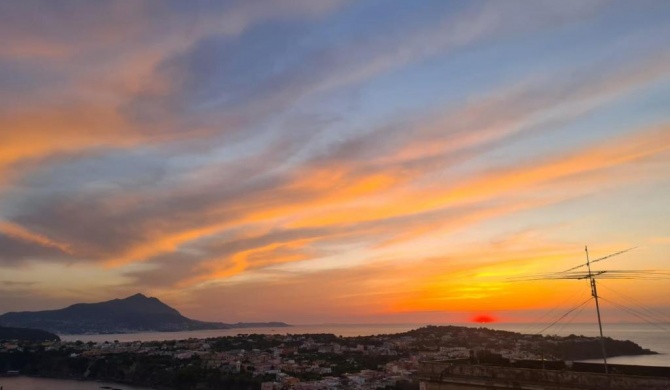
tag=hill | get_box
[0,293,289,335]
[0,326,60,341]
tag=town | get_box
[0,326,654,390]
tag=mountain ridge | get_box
[0,293,289,335]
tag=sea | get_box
[0,376,151,390]
[4,323,667,389]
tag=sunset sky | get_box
[1,0,669,325]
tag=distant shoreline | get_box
[53,322,292,336]
[4,325,667,390]
[0,375,156,390]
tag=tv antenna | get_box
[509,246,670,374]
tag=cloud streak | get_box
[1,0,669,322]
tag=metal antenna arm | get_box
[586,245,608,374]
[562,247,637,273]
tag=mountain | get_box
[0,293,289,335]
[0,326,60,341]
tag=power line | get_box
[598,282,670,325]
[524,284,591,335]
[535,297,592,335]
[598,296,670,332]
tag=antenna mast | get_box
[586,245,608,374]
[506,246,669,375]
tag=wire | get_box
[523,284,590,335]
[598,296,670,332]
[555,296,589,335]
[598,282,670,325]
[535,297,593,335]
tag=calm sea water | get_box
[60,322,670,366]
[0,376,150,390]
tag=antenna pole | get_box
[586,246,608,374]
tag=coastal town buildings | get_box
[0,326,662,389]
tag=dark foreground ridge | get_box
[0,325,662,390]
[420,361,670,390]
[0,326,59,342]
[0,293,290,334]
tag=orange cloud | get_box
[181,238,317,287]
[104,223,231,268]
[292,124,670,229]
[0,103,138,186]
[0,221,73,255]
[92,121,669,287]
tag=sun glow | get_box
[472,314,496,324]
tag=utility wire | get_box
[525,284,590,335]
[598,282,670,325]
[598,296,670,332]
[535,297,593,335]
[555,298,589,335]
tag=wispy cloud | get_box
[1,0,669,321]
[0,221,72,255]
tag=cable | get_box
[555,298,589,335]
[598,296,670,332]
[525,284,590,335]
[535,297,593,335]
[598,282,670,325]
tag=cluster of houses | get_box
[2,327,557,389]
[4,335,420,389]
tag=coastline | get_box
[58,322,667,361]
[0,375,155,390]
[4,325,666,390]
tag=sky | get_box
[1,0,669,325]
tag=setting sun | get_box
[472,314,496,324]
